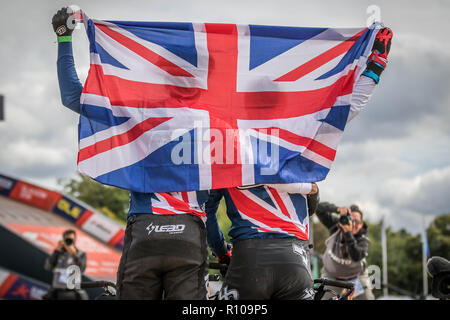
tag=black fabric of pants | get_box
[116,214,208,300]
[218,237,314,300]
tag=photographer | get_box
[44,229,88,300]
[316,203,374,300]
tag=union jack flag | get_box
[227,186,310,240]
[150,191,209,218]
[77,13,379,193]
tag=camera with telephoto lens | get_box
[64,238,74,246]
[339,213,353,226]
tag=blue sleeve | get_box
[57,42,83,114]
[205,189,228,256]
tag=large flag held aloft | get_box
[77,12,380,193]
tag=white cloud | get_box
[377,166,450,215]
[319,137,450,233]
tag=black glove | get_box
[213,242,232,277]
[372,27,393,59]
[307,190,320,216]
[216,245,232,266]
[52,7,76,37]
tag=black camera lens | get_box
[339,214,353,225]
[64,238,74,246]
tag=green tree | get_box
[427,213,450,259]
[386,228,423,295]
[216,199,232,242]
[207,199,231,276]
[311,217,329,256]
[366,220,382,272]
[60,173,129,225]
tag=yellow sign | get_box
[56,198,82,219]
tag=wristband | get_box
[57,35,72,43]
[267,183,312,195]
[362,69,380,84]
[298,183,312,195]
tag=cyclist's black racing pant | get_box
[116,214,208,300]
[218,237,314,300]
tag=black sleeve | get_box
[342,232,370,262]
[44,250,61,271]
[307,190,320,216]
[315,202,340,230]
[205,189,227,256]
[74,251,87,273]
[57,42,82,113]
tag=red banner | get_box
[6,224,120,280]
[8,181,62,211]
[1,173,125,251]
[0,269,49,300]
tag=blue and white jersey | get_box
[206,184,311,254]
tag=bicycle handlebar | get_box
[80,281,117,289]
[209,263,357,292]
[208,262,228,271]
[314,278,355,290]
[79,264,227,292]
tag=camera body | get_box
[339,213,353,226]
[64,238,74,246]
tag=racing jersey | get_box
[150,191,209,219]
[56,41,209,219]
[205,183,312,254]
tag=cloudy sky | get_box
[0,0,448,234]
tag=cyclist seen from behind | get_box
[206,26,392,300]
[52,7,210,300]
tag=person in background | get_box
[315,203,374,300]
[44,229,88,300]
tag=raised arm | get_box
[347,27,393,122]
[315,202,340,230]
[53,7,83,114]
